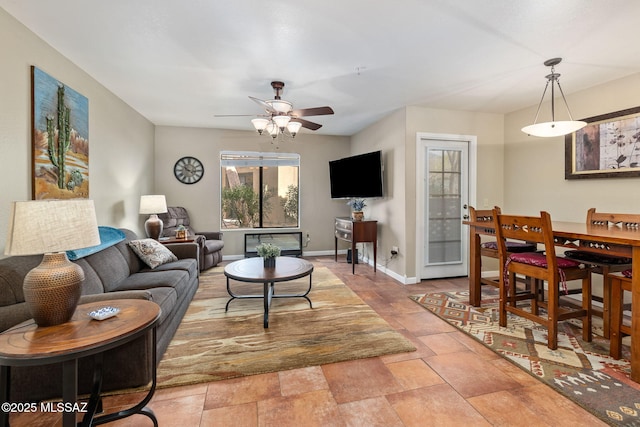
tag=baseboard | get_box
[223,251,417,284]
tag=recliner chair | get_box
[159,206,224,271]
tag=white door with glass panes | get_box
[416,133,475,279]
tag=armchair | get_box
[159,206,224,271]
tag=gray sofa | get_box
[0,229,199,402]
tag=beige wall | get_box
[351,106,504,281]
[350,109,407,278]
[504,72,640,221]
[0,8,156,254]
[154,126,351,256]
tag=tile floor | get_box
[10,256,607,426]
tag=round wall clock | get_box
[174,156,204,184]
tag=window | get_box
[220,151,300,229]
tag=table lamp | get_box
[139,195,168,240]
[4,199,100,327]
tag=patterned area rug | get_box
[410,288,640,426]
[154,263,415,388]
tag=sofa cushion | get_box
[73,258,106,295]
[0,255,41,307]
[128,239,178,269]
[113,269,192,295]
[84,243,139,287]
[151,258,198,279]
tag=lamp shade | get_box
[251,118,269,132]
[5,199,100,256]
[521,120,587,138]
[139,195,168,214]
[273,115,291,129]
[287,121,302,136]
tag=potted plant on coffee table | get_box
[256,242,281,268]
[347,198,366,221]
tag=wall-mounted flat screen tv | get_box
[329,150,383,199]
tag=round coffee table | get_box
[224,257,314,328]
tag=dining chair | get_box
[609,269,632,359]
[563,208,638,338]
[494,209,592,350]
[469,206,537,289]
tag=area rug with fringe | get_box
[410,288,640,426]
[155,263,415,389]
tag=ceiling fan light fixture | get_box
[245,81,334,141]
[521,58,586,138]
[287,121,302,138]
[272,114,291,131]
[251,118,269,135]
[266,121,279,139]
[267,100,293,114]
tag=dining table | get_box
[465,218,640,382]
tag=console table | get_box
[334,217,377,274]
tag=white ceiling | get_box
[3,0,640,136]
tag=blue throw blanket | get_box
[67,226,126,260]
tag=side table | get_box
[0,299,160,427]
[158,236,196,244]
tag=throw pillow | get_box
[128,238,178,269]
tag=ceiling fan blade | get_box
[249,96,276,113]
[291,106,334,117]
[213,114,255,117]
[293,118,323,131]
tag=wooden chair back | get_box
[493,209,558,275]
[469,206,500,224]
[469,206,502,256]
[587,208,640,229]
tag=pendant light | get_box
[521,58,586,137]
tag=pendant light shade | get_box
[522,120,588,138]
[521,58,586,138]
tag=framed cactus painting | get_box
[31,66,89,199]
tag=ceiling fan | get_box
[216,81,334,138]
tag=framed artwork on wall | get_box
[31,66,89,199]
[565,106,640,180]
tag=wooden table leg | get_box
[631,246,640,382]
[469,225,482,307]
